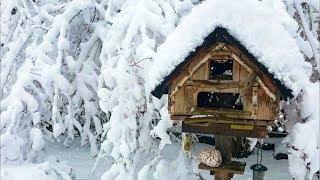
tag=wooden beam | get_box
[252,81,259,118]
[227,45,280,99]
[184,116,274,127]
[186,80,244,89]
[170,115,189,121]
[182,122,268,138]
[231,53,277,100]
[210,51,231,57]
[256,77,277,101]
[192,108,251,118]
[231,53,253,74]
[215,135,233,180]
[170,53,212,98]
[209,43,226,52]
[198,161,246,175]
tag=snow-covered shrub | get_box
[95,0,198,178]
[1,0,197,176]
[1,0,106,164]
[282,1,319,179]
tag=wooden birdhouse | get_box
[148,1,309,178]
[151,27,293,138]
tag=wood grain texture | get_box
[169,43,280,124]
[182,122,268,138]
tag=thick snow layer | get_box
[1,162,73,180]
[147,0,312,97]
[1,163,56,180]
[2,139,299,180]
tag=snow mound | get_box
[147,0,311,97]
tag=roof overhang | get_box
[151,27,293,100]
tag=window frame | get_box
[196,91,244,110]
[207,58,234,81]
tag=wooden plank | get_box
[208,42,226,52]
[256,77,276,101]
[231,53,253,74]
[191,61,208,80]
[170,53,212,98]
[230,124,254,130]
[198,161,246,175]
[170,115,189,121]
[226,45,279,97]
[210,51,232,57]
[182,122,268,138]
[192,108,251,118]
[183,116,274,126]
[233,60,240,82]
[186,80,244,89]
[172,86,186,114]
[169,43,281,123]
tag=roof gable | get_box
[151,27,293,99]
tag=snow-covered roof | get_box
[147,0,312,99]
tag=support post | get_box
[214,135,234,180]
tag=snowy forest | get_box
[0,0,319,180]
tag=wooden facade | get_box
[152,27,292,138]
[168,42,280,131]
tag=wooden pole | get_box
[215,135,234,180]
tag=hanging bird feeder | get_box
[250,143,268,180]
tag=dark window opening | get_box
[197,92,243,110]
[209,60,233,80]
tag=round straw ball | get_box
[197,148,222,167]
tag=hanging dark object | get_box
[250,143,268,180]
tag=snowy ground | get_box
[45,140,111,180]
[181,143,290,180]
[2,140,293,180]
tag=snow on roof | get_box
[146,0,312,99]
